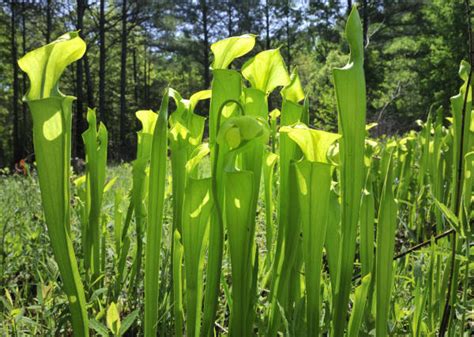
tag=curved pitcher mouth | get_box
[212,68,241,76]
[22,94,76,104]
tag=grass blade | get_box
[144,90,169,337]
[347,273,372,337]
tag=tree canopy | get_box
[0,0,469,166]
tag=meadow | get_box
[0,6,473,337]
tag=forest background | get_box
[0,0,468,166]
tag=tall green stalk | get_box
[263,151,278,262]
[169,88,208,236]
[347,273,372,337]
[18,32,89,336]
[224,170,256,337]
[129,109,158,296]
[218,116,268,337]
[202,35,255,336]
[282,125,340,336]
[181,176,212,337]
[82,108,108,285]
[360,169,375,277]
[144,90,169,337]
[173,230,184,337]
[375,151,397,337]
[267,69,304,336]
[331,6,367,336]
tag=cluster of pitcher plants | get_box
[15,6,472,336]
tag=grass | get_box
[1,157,470,336]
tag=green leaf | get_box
[186,143,210,177]
[281,69,305,103]
[82,108,108,283]
[18,31,86,100]
[144,89,169,337]
[325,188,341,292]
[294,160,332,336]
[449,60,472,211]
[173,231,184,337]
[216,116,269,151]
[283,121,337,335]
[136,110,158,159]
[411,278,426,337]
[243,87,268,119]
[347,273,372,337]
[267,88,305,335]
[211,34,256,69]
[107,303,121,336]
[208,69,242,145]
[270,108,280,120]
[104,176,117,193]
[19,32,89,336]
[220,113,266,336]
[263,152,278,256]
[332,6,367,336]
[89,319,109,337]
[182,178,212,337]
[189,90,212,112]
[360,172,375,277]
[432,198,461,234]
[267,161,302,336]
[225,170,256,337]
[129,108,158,294]
[118,310,139,336]
[169,88,206,148]
[202,68,243,336]
[280,124,341,163]
[169,88,207,240]
[242,49,290,94]
[375,152,398,337]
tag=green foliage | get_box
[144,90,169,337]
[3,5,473,337]
[331,7,367,336]
[18,32,89,337]
[375,152,398,337]
[0,1,470,165]
[82,108,108,284]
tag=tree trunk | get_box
[84,54,95,109]
[227,2,232,36]
[132,47,139,107]
[362,0,369,48]
[285,2,291,71]
[11,1,21,165]
[147,58,151,103]
[119,0,128,159]
[74,0,85,158]
[46,0,52,43]
[347,0,352,14]
[99,0,106,128]
[143,44,148,106]
[22,2,28,156]
[201,0,210,88]
[265,0,270,49]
